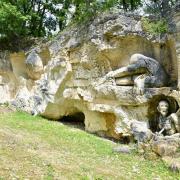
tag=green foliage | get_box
[142,17,168,35]
[69,0,142,23]
[0,0,176,44]
[70,0,116,23]
[0,0,143,42]
[116,0,142,11]
[144,0,176,19]
[0,0,59,39]
[0,2,28,39]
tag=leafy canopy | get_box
[0,0,177,41]
[0,0,143,40]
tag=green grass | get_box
[0,111,179,179]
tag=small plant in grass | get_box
[141,17,168,35]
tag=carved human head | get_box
[157,100,169,117]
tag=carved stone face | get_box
[157,100,169,117]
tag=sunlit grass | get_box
[0,111,179,179]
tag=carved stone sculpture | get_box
[105,54,168,94]
[156,100,180,136]
[1,12,179,142]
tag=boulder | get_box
[151,134,180,157]
[113,145,133,154]
[131,120,153,143]
[163,156,180,172]
[26,51,44,80]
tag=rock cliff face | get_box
[0,11,180,140]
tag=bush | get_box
[141,17,168,35]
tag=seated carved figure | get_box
[156,100,180,136]
[105,54,168,94]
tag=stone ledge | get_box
[93,85,173,105]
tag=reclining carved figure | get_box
[105,53,168,94]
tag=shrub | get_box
[141,17,168,35]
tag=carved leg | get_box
[106,63,146,78]
[170,113,180,133]
[133,74,147,95]
[106,66,129,78]
[134,75,163,95]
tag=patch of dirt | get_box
[0,106,14,114]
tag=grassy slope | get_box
[0,111,179,180]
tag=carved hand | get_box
[164,122,171,130]
[105,71,115,78]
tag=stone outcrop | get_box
[26,51,44,80]
[138,133,180,172]
[173,3,180,89]
[0,10,180,142]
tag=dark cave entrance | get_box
[59,112,85,130]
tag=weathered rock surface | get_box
[151,134,180,157]
[155,134,180,172]
[0,11,179,141]
[131,120,153,143]
[26,51,44,80]
[113,145,133,154]
[163,156,180,172]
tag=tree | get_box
[144,0,177,19]
[0,0,144,40]
[59,0,142,24]
[0,2,28,39]
[1,0,177,42]
[117,0,142,11]
[0,0,59,38]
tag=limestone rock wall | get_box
[0,12,180,140]
[173,4,180,88]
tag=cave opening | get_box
[59,112,85,130]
